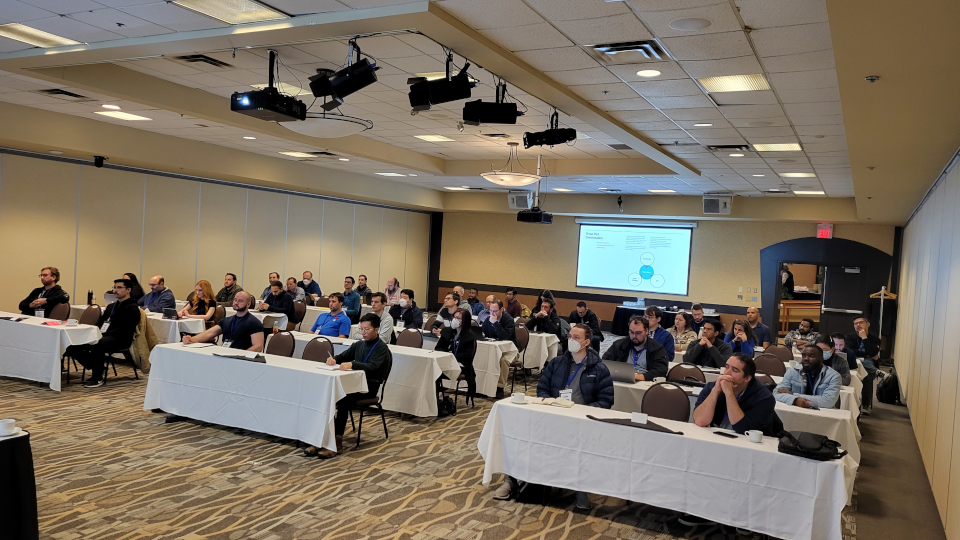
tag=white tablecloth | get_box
[143,343,367,451]
[286,331,460,417]
[0,311,101,391]
[478,400,856,540]
[523,332,560,370]
[224,308,288,330]
[424,335,518,398]
[70,304,205,344]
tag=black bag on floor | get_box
[877,368,902,405]
[514,481,549,505]
[778,431,847,461]
[437,395,456,417]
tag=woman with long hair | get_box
[107,272,144,301]
[669,312,698,352]
[435,308,478,403]
[179,280,217,328]
[724,319,757,356]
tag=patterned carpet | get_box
[4,365,858,540]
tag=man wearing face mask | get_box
[815,335,850,385]
[602,316,668,380]
[774,344,842,409]
[388,288,423,329]
[492,324,612,508]
[297,271,322,301]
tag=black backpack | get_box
[778,431,847,461]
[877,369,902,405]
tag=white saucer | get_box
[0,427,23,437]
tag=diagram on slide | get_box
[627,253,666,288]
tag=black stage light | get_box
[407,54,475,111]
[309,40,380,112]
[463,81,522,126]
[94,156,106,168]
[523,110,576,148]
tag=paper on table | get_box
[183,343,214,348]
[316,364,339,371]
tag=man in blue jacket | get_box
[297,271,322,300]
[493,324,613,509]
[774,344,842,409]
[644,306,676,361]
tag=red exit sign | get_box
[817,223,834,239]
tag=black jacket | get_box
[99,298,141,350]
[694,376,784,436]
[436,327,477,379]
[482,311,517,345]
[846,332,881,360]
[602,336,669,379]
[685,338,733,369]
[20,285,70,316]
[334,338,392,389]
[537,348,614,408]
[568,309,603,342]
[262,290,294,320]
[526,310,562,337]
[389,301,424,329]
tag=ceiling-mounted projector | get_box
[517,207,553,224]
[231,50,306,122]
[308,39,379,111]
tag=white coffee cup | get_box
[0,419,15,435]
[746,430,763,443]
[66,319,78,326]
[653,377,666,383]
[511,392,526,404]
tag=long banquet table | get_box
[143,343,367,451]
[224,308,288,330]
[419,331,519,398]
[479,399,856,540]
[0,311,101,391]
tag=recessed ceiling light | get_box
[636,69,661,77]
[729,153,744,157]
[693,123,713,127]
[0,23,79,48]
[669,18,712,31]
[101,104,121,110]
[251,83,310,96]
[377,172,407,177]
[553,188,573,192]
[445,187,470,190]
[780,172,816,178]
[279,151,315,158]
[49,150,63,155]
[243,136,256,140]
[768,189,780,192]
[408,174,418,176]
[697,74,770,93]
[598,187,608,190]
[95,111,152,121]
[415,135,454,142]
[648,189,676,193]
[794,190,825,195]
[339,158,350,161]
[173,0,287,25]
[753,143,802,152]
[752,174,765,177]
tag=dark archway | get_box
[760,237,892,340]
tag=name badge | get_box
[100,322,110,333]
[559,389,573,401]
[223,340,233,348]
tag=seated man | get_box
[310,292,351,338]
[846,317,880,414]
[644,306,676,361]
[601,315,668,380]
[260,272,281,300]
[525,298,562,339]
[306,313,392,459]
[20,266,70,317]
[684,318,733,368]
[258,280,294,321]
[493,324,613,509]
[452,285,471,310]
[831,332,860,372]
[690,303,706,335]
[65,278,141,388]
[693,353,783,435]
[784,318,820,350]
[569,301,603,351]
[285,277,306,303]
[775,344,842,409]
[183,292,264,352]
[216,273,243,304]
[368,292,394,344]
[466,288,484,316]
[816,335,851,386]
[432,292,460,332]
[354,274,370,301]
[297,271,322,300]
[746,307,772,348]
[388,288,423,329]
[505,288,523,319]
[482,298,517,399]
[343,276,361,323]
[138,275,176,313]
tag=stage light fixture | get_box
[462,81,522,126]
[523,111,576,149]
[408,52,475,112]
[309,39,380,112]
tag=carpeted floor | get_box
[5,361,861,540]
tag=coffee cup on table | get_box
[511,392,526,404]
[0,419,15,435]
[66,319,78,326]
[746,430,763,443]
[653,377,666,383]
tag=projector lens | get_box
[240,96,250,106]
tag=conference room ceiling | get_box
[0,0,919,213]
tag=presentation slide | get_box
[577,224,692,295]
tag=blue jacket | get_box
[298,280,322,297]
[138,287,176,313]
[724,334,755,357]
[774,364,842,409]
[343,290,361,319]
[651,326,676,361]
[537,348,614,409]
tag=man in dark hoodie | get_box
[569,301,603,351]
[388,288,423,329]
[20,266,70,317]
[602,315,668,380]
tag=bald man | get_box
[746,307,772,348]
[138,274,176,313]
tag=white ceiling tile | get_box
[646,95,714,109]
[66,8,174,38]
[672,118,733,129]
[686,127,740,139]
[629,78,703,98]
[738,0,829,28]
[634,1,742,38]
[777,87,841,103]
[0,36,32,52]
[479,23,572,51]
[552,13,653,44]
[768,69,838,91]
[28,16,125,42]
[753,23,832,58]
[178,72,244,88]
[546,67,621,85]
[763,50,836,73]
[726,116,791,127]
[380,55,447,75]
[436,0,545,30]
[610,110,668,123]
[720,104,785,119]
[20,0,102,13]
[794,124,845,136]
[263,0,347,15]
[738,126,795,138]
[662,107,726,121]
[680,55,763,78]
[128,58,201,76]
[661,31,752,61]
[118,2,228,32]
[710,90,780,105]
[598,97,655,111]
[783,101,842,117]
[0,1,56,23]
[514,47,598,72]
[523,0,629,21]
[567,83,639,100]
[626,121,680,131]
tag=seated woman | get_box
[435,308,477,403]
[178,280,217,329]
[669,312,698,352]
[724,319,756,357]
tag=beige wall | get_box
[895,157,960,537]
[440,212,894,308]
[0,153,430,312]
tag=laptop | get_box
[162,308,180,320]
[603,360,638,384]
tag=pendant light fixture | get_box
[480,142,541,187]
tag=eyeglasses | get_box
[112,286,128,291]
[39,274,52,278]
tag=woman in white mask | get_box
[435,308,478,405]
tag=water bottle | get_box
[272,321,279,334]
[87,289,93,305]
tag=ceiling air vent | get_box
[607,143,633,150]
[482,133,512,140]
[34,89,93,102]
[588,40,670,65]
[707,144,751,153]
[172,54,232,68]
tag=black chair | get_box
[509,326,530,393]
[350,351,393,448]
[81,349,140,384]
[63,306,103,384]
